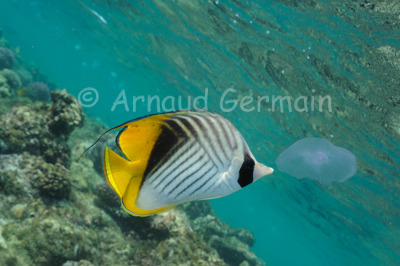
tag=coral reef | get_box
[94,180,263,264]
[0,153,35,196]
[63,260,94,266]
[15,67,33,85]
[0,47,14,70]
[0,68,21,98]
[0,89,84,165]
[0,101,262,265]
[1,167,261,266]
[191,213,263,266]
[6,216,97,265]
[26,81,50,101]
[0,73,10,97]
[0,104,68,164]
[0,153,70,200]
[180,200,214,219]
[92,182,263,265]
[0,104,51,154]
[0,69,21,91]
[94,183,121,215]
[0,99,262,266]
[49,89,84,137]
[31,161,70,199]
[209,235,261,266]
[144,210,226,265]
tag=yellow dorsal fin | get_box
[115,114,169,162]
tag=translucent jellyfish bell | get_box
[276,138,356,187]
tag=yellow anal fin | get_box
[122,177,175,216]
[103,147,174,216]
[103,147,138,198]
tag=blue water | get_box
[2,0,400,265]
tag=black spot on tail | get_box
[238,154,254,187]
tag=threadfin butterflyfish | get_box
[101,110,273,217]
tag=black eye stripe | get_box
[238,154,255,187]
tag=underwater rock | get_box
[0,47,14,70]
[10,203,27,219]
[15,67,33,85]
[0,153,71,201]
[94,183,120,210]
[4,217,96,265]
[68,157,103,193]
[94,183,155,238]
[92,183,257,265]
[0,69,21,92]
[235,228,255,247]
[94,182,172,240]
[0,104,50,153]
[41,139,71,165]
[49,89,84,137]
[146,231,226,265]
[30,161,70,199]
[192,214,228,240]
[0,74,11,97]
[0,248,27,266]
[192,214,255,245]
[26,81,50,101]
[390,114,400,137]
[275,0,318,8]
[0,153,35,196]
[149,209,191,240]
[143,210,226,265]
[0,89,83,165]
[209,235,264,266]
[374,0,400,14]
[179,200,213,219]
[377,45,400,70]
[357,0,375,10]
[191,214,260,265]
[62,260,94,266]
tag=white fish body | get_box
[103,110,273,216]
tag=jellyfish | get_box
[276,138,356,187]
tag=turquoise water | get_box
[1,0,400,265]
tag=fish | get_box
[17,87,26,95]
[101,110,274,216]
